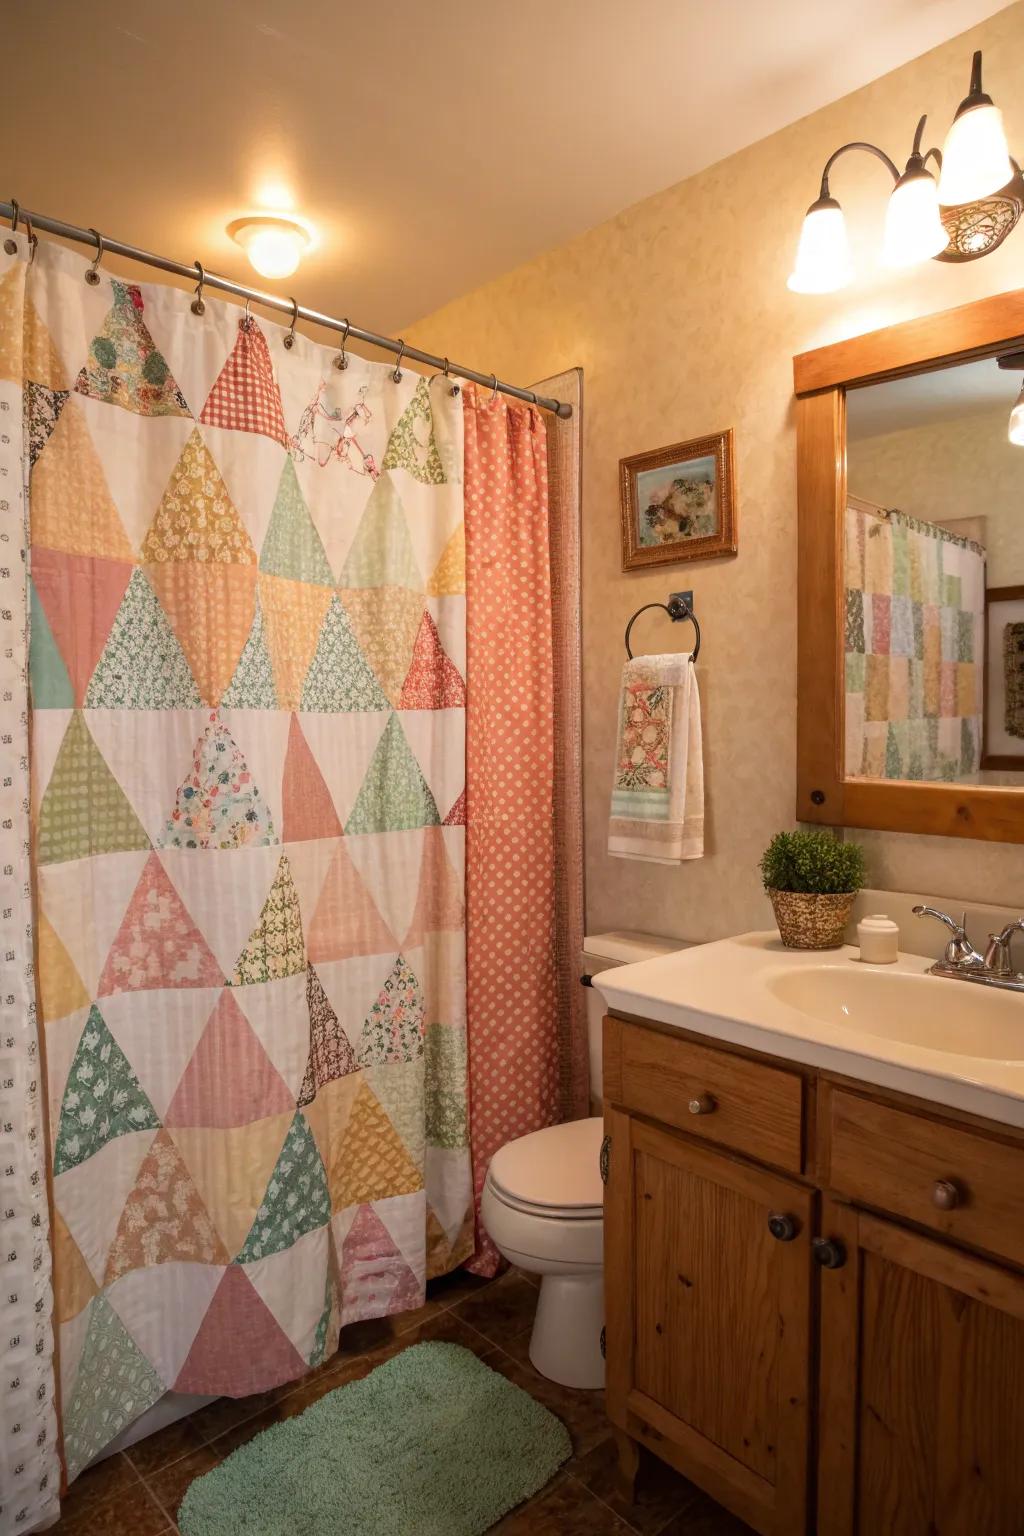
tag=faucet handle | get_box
[983,917,1024,978]
[912,905,977,966]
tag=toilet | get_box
[481,931,684,1389]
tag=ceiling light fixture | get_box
[788,51,1022,294]
[227,215,311,280]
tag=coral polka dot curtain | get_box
[20,238,475,1485]
[462,386,561,1276]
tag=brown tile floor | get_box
[52,1268,751,1535]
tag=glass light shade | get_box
[881,172,949,266]
[229,217,309,279]
[1009,383,1024,447]
[937,102,1013,205]
[787,200,852,294]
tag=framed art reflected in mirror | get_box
[984,585,1024,770]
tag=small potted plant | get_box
[759,830,866,950]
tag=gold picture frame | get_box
[619,429,737,571]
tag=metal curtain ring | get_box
[4,198,18,256]
[190,260,206,316]
[392,339,406,383]
[444,357,460,396]
[24,213,36,265]
[489,373,499,404]
[243,295,253,324]
[283,295,298,349]
[333,318,351,371]
[85,228,104,285]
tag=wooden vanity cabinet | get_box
[602,1014,1024,1536]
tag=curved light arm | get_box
[817,141,901,202]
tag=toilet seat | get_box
[486,1117,604,1219]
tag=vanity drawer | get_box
[826,1088,1024,1268]
[609,1019,805,1173]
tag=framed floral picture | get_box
[619,429,737,570]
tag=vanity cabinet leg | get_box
[613,1429,641,1503]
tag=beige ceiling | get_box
[6,0,1012,335]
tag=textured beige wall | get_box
[851,405,1024,585]
[407,5,1024,940]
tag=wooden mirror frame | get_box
[794,287,1024,844]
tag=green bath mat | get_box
[178,1342,572,1536]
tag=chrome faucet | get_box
[913,905,1024,993]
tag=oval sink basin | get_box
[766,965,1024,1062]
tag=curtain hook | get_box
[429,357,461,398]
[4,199,19,256]
[24,212,37,265]
[190,260,206,316]
[333,318,351,371]
[85,228,104,285]
[392,339,406,384]
[489,374,499,405]
[242,295,253,324]
[283,296,299,350]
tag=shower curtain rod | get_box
[1,199,573,419]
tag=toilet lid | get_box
[487,1117,604,1215]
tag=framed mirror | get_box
[794,287,1024,843]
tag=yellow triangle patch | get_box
[53,1208,98,1323]
[141,428,256,566]
[169,1113,293,1260]
[426,522,465,596]
[0,266,25,385]
[30,397,134,560]
[24,295,69,390]
[332,1080,423,1210]
[37,911,89,1023]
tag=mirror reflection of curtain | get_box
[844,505,986,781]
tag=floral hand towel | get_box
[608,653,703,863]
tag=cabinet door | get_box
[817,1198,1024,1536]
[604,1107,813,1536]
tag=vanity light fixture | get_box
[999,351,1024,447]
[227,215,311,280]
[788,51,1022,293]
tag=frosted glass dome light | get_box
[937,51,1013,206]
[228,216,311,280]
[882,169,949,267]
[787,197,853,294]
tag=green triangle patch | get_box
[345,714,440,835]
[357,954,425,1067]
[75,280,191,417]
[308,1267,335,1368]
[63,1293,165,1480]
[160,718,277,850]
[236,1110,331,1263]
[381,378,446,485]
[221,593,278,710]
[29,579,74,707]
[37,711,151,865]
[231,853,305,985]
[300,594,389,712]
[54,1004,161,1175]
[85,568,202,709]
[259,456,334,585]
[338,472,423,591]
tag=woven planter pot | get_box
[768,888,856,950]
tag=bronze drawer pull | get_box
[688,1093,716,1116]
[932,1178,961,1211]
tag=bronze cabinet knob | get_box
[932,1178,960,1211]
[812,1236,847,1270]
[768,1212,798,1242]
[688,1093,716,1116]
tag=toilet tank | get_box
[580,931,689,1105]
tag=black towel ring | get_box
[624,593,700,662]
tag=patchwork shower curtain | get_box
[845,505,986,780]
[19,240,473,1479]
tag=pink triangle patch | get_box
[98,853,224,995]
[199,316,288,446]
[173,1264,307,1396]
[442,788,466,826]
[340,1204,422,1322]
[281,714,342,843]
[164,990,295,1128]
[398,611,466,710]
[307,841,395,963]
[404,828,464,949]
[32,549,133,705]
